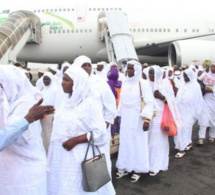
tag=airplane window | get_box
[159,29,162,32]
[115,8,117,10]
[142,29,144,32]
[146,29,149,32]
[155,29,157,32]
[97,8,100,11]
[133,29,136,32]
[67,9,70,11]
[93,8,96,11]
[151,29,153,32]
[50,30,52,34]
[72,9,75,11]
[80,29,83,33]
[119,8,122,10]
[176,29,179,32]
[163,29,166,32]
[62,30,65,33]
[58,30,61,33]
[89,8,92,11]
[184,29,187,32]
[55,9,57,12]
[38,10,40,13]
[197,29,199,32]
[46,9,49,12]
[54,30,56,34]
[42,9,44,12]
[85,29,87,33]
[106,8,109,10]
[168,29,170,32]
[76,29,79,33]
[59,9,62,12]
[138,29,140,32]
[102,8,104,11]
[71,30,74,33]
[33,10,36,13]
[63,9,66,11]
[192,29,195,32]
[89,29,92,33]
[67,30,70,33]
[50,9,53,12]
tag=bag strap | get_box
[83,131,103,161]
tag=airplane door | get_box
[76,0,87,22]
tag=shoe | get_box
[209,137,215,142]
[130,173,141,182]
[196,139,204,145]
[175,152,185,158]
[115,171,128,179]
[185,144,192,151]
[149,172,158,176]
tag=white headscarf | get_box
[59,62,70,79]
[63,66,90,109]
[142,67,150,80]
[0,65,40,105]
[73,55,93,75]
[0,65,41,127]
[125,60,142,84]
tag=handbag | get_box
[161,104,177,136]
[139,81,157,117]
[81,131,111,192]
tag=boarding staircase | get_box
[98,10,138,64]
[0,10,41,64]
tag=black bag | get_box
[81,132,111,192]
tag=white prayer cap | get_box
[73,55,91,67]
[97,61,106,66]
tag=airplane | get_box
[0,0,215,67]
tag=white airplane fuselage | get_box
[1,2,215,66]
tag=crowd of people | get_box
[0,57,214,194]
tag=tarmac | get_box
[111,124,215,195]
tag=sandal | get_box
[149,171,158,176]
[130,173,141,182]
[209,137,215,142]
[115,171,128,179]
[185,144,192,151]
[196,139,204,145]
[175,152,185,158]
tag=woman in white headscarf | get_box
[115,60,154,182]
[0,66,47,195]
[147,65,180,176]
[47,66,115,195]
[174,68,203,158]
[73,55,116,176]
[40,72,59,154]
[197,63,215,144]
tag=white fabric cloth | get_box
[116,60,154,173]
[148,65,179,173]
[174,69,203,150]
[48,66,115,195]
[0,65,47,195]
[198,67,215,127]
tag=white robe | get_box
[47,97,115,195]
[0,96,47,195]
[116,79,154,173]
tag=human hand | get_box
[62,138,78,151]
[143,121,149,131]
[24,98,55,123]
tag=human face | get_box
[183,72,190,83]
[82,63,92,76]
[62,73,73,95]
[149,68,155,81]
[43,76,51,86]
[197,70,203,77]
[97,65,104,71]
[211,65,215,74]
[127,64,135,77]
[111,64,118,69]
[168,70,173,77]
[142,73,147,80]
